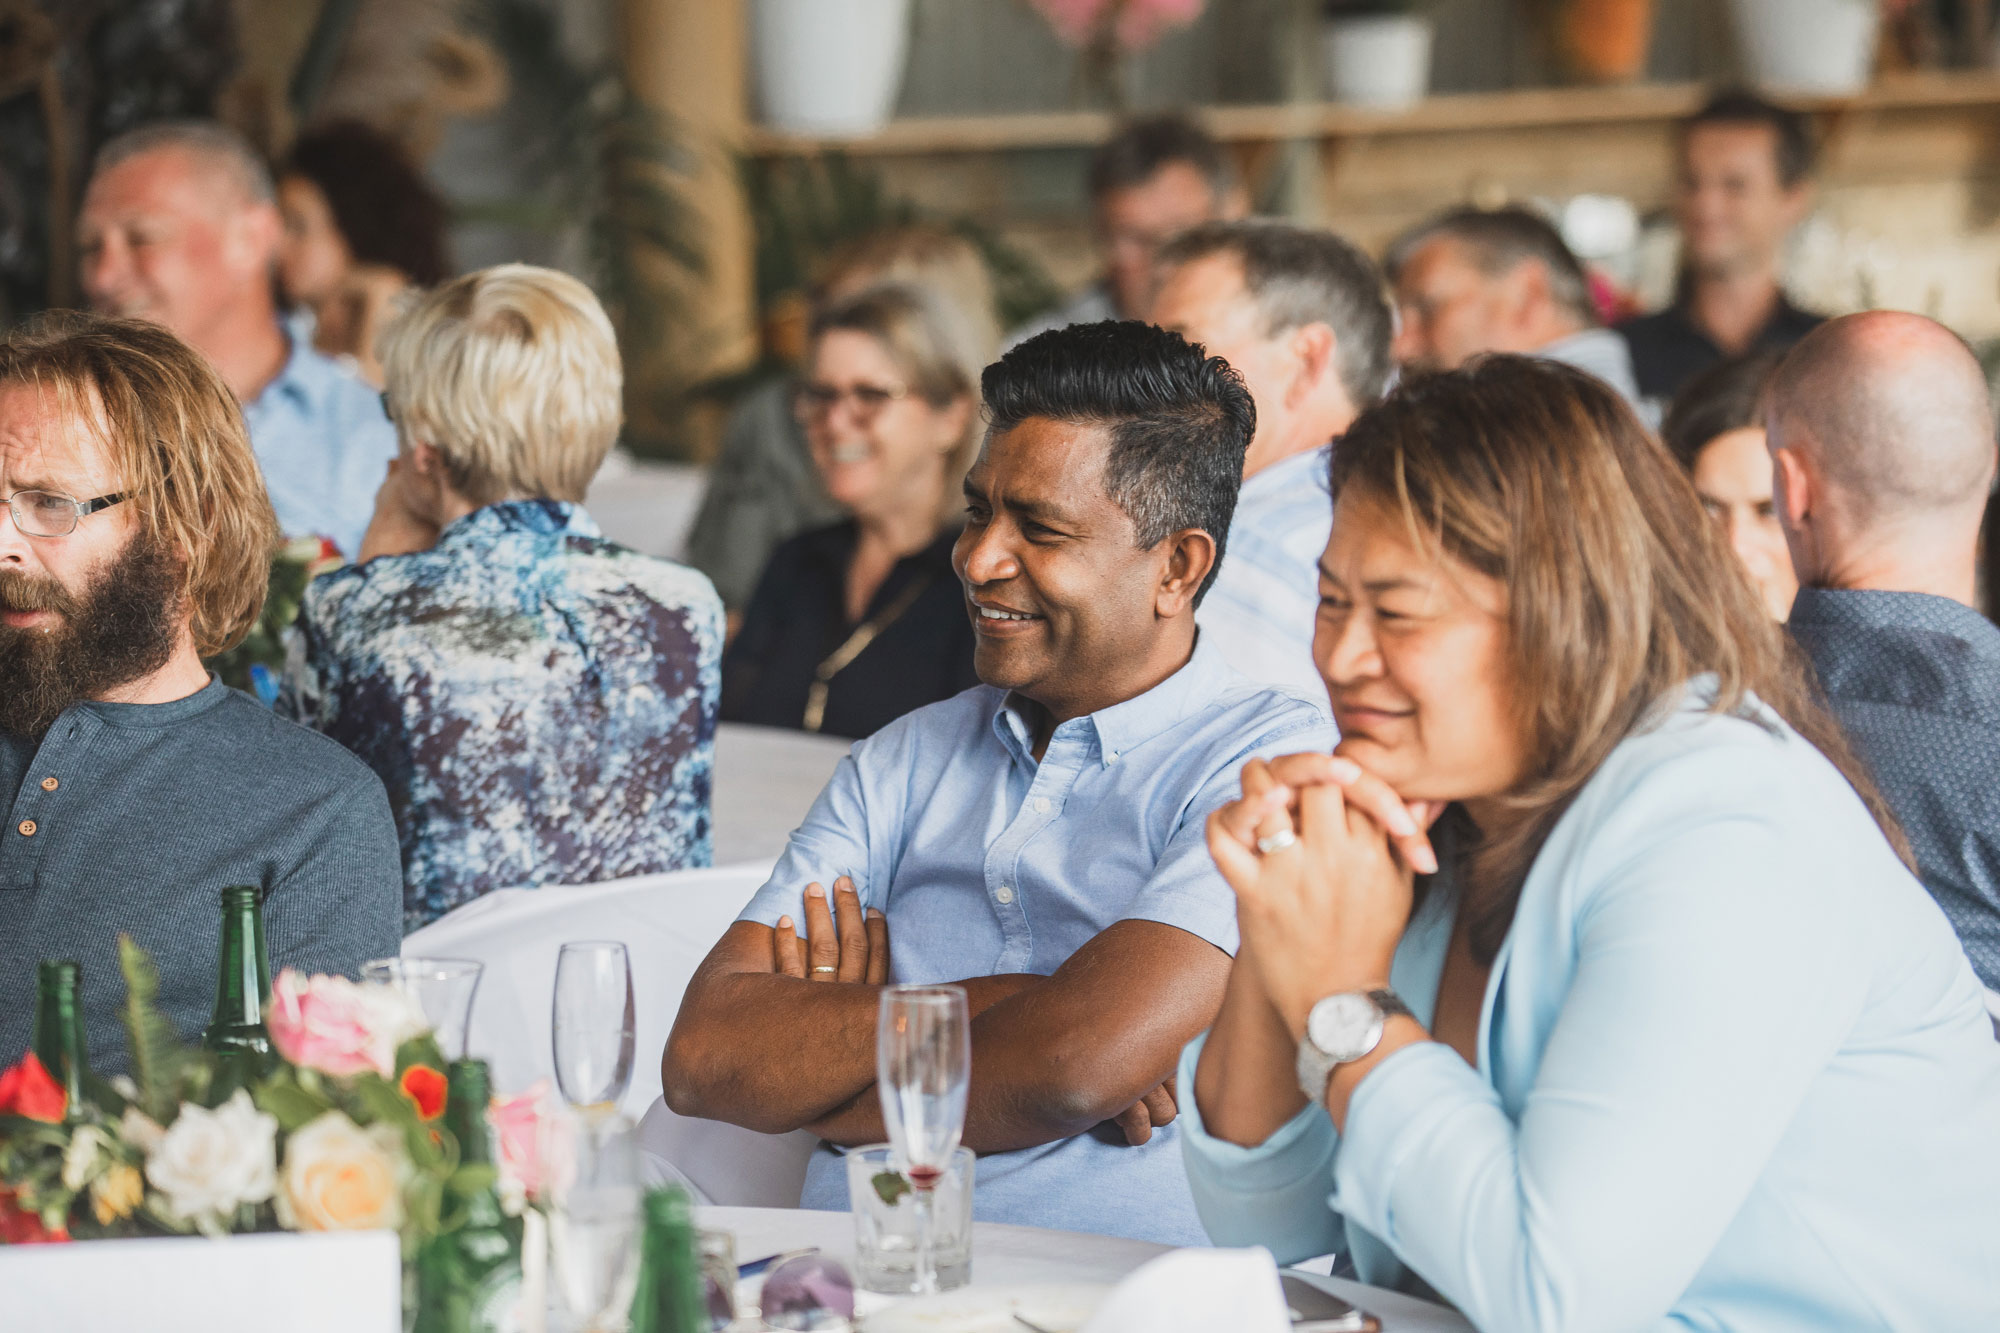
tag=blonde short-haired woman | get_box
[280,264,725,930]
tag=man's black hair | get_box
[981,320,1254,605]
[1682,89,1816,189]
[1087,114,1232,202]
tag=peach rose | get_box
[268,971,428,1078]
[278,1112,406,1233]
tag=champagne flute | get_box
[549,1113,642,1333]
[553,942,636,1121]
[876,985,970,1295]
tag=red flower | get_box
[0,1187,68,1244]
[400,1064,448,1121]
[0,1053,66,1124]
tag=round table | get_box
[697,1206,1473,1332]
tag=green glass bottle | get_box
[31,960,87,1112]
[201,885,273,1067]
[416,1059,526,1333]
[628,1186,705,1333]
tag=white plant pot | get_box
[1728,0,1880,95]
[1322,15,1435,110]
[0,1230,402,1332]
[754,0,913,135]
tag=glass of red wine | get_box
[876,984,970,1295]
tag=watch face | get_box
[1307,992,1383,1063]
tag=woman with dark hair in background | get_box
[277,120,453,384]
[1661,352,1795,620]
[1179,357,2000,1330]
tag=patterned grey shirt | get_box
[280,501,723,931]
[1790,586,2000,989]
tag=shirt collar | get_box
[248,330,338,416]
[434,500,602,551]
[1790,586,2000,651]
[66,675,230,731]
[989,632,1236,769]
[1240,442,1332,505]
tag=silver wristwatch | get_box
[1295,988,1414,1109]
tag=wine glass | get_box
[876,985,970,1295]
[361,957,483,1060]
[552,942,636,1121]
[549,1113,643,1333]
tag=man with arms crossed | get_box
[666,322,1335,1245]
[1768,311,2000,994]
[1150,221,1393,698]
[0,313,402,1069]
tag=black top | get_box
[1615,292,1824,403]
[1789,586,2000,990]
[722,521,980,740]
[0,678,403,1071]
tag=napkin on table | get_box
[1079,1247,1291,1333]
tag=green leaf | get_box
[116,936,191,1123]
[871,1169,912,1206]
[253,1076,336,1133]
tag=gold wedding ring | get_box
[812,965,839,974]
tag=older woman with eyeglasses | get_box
[721,282,983,739]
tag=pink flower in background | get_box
[268,970,429,1078]
[1030,0,1205,51]
[490,1080,574,1208]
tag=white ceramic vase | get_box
[753,0,913,135]
[1322,14,1435,111]
[1728,0,1880,95]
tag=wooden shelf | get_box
[744,69,2000,157]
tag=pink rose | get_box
[490,1080,573,1207]
[268,970,429,1078]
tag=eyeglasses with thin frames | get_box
[2,489,130,538]
[793,380,911,427]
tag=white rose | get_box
[62,1125,106,1191]
[145,1090,278,1232]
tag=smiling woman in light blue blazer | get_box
[1182,358,2000,1332]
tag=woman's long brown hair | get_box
[1330,356,1911,964]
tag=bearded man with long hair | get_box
[0,312,401,1071]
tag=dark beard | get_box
[0,532,185,739]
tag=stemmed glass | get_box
[550,942,640,1332]
[876,985,970,1296]
[552,941,636,1120]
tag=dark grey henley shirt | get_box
[0,677,403,1072]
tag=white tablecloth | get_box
[699,1205,1473,1333]
[713,723,853,866]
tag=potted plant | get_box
[1728,0,1882,95]
[1322,1,1435,110]
[1026,0,1210,110]
[1532,0,1657,84]
[752,0,915,136]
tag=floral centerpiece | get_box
[0,938,558,1252]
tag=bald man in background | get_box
[78,120,396,559]
[1768,311,2000,992]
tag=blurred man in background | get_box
[1386,205,1643,412]
[1617,91,1822,405]
[1769,311,2000,993]
[1007,113,1247,345]
[77,120,396,560]
[1151,220,1393,699]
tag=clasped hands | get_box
[772,876,1179,1146]
[1206,752,1442,1037]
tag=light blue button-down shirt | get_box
[1178,687,2000,1330]
[239,333,399,559]
[1196,444,1335,702]
[739,635,1336,1246]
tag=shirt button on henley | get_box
[995,884,1015,905]
[40,777,57,792]
[18,820,36,837]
